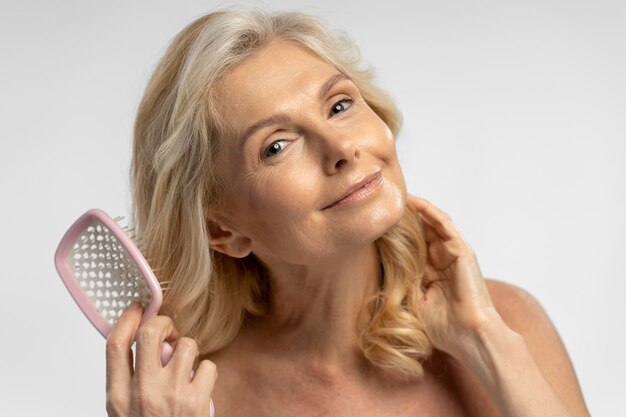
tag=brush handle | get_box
[160,342,215,417]
[160,341,177,369]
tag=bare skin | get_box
[106,39,591,417]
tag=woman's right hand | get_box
[105,302,218,417]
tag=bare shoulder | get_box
[483,278,592,417]
[485,279,544,337]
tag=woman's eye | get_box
[263,139,289,159]
[329,97,353,116]
[261,98,353,160]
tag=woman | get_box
[105,9,590,417]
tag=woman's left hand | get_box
[407,194,502,361]
[408,196,590,417]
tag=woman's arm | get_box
[458,280,591,417]
[407,195,590,417]
[486,280,591,417]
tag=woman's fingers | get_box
[186,360,219,417]
[422,262,440,286]
[407,194,459,241]
[106,309,216,416]
[419,214,440,244]
[106,302,144,388]
[192,359,219,395]
[167,336,200,382]
[406,194,440,240]
[193,359,218,387]
[134,315,181,375]
[408,194,473,270]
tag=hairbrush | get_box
[54,208,215,417]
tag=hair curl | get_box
[131,7,432,382]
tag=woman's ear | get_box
[206,217,252,258]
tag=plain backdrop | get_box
[1,0,624,415]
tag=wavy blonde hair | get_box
[131,8,432,382]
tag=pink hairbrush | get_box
[55,208,215,417]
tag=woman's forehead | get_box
[215,40,340,132]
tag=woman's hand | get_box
[408,195,589,417]
[408,194,503,361]
[105,302,218,417]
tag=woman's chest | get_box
[209,354,491,417]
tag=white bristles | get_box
[69,218,152,325]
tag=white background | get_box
[1,0,624,415]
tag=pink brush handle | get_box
[159,341,180,373]
[161,342,215,417]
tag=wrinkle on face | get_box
[211,39,406,266]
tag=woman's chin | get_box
[369,188,406,240]
[333,178,406,245]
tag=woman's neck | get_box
[239,242,383,375]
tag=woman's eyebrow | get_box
[238,73,352,148]
[317,73,351,102]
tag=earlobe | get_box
[206,219,252,258]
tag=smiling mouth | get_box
[323,171,383,210]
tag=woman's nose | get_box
[317,127,359,175]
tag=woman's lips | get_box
[323,171,383,210]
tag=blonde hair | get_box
[131,8,432,382]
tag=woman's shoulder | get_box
[483,277,574,370]
[480,277,590,417]
[483,277,569,352]
[438,278,587,417]
[482,277,548,335]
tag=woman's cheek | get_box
[261,166,317,212]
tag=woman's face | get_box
[212,39,407,264]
